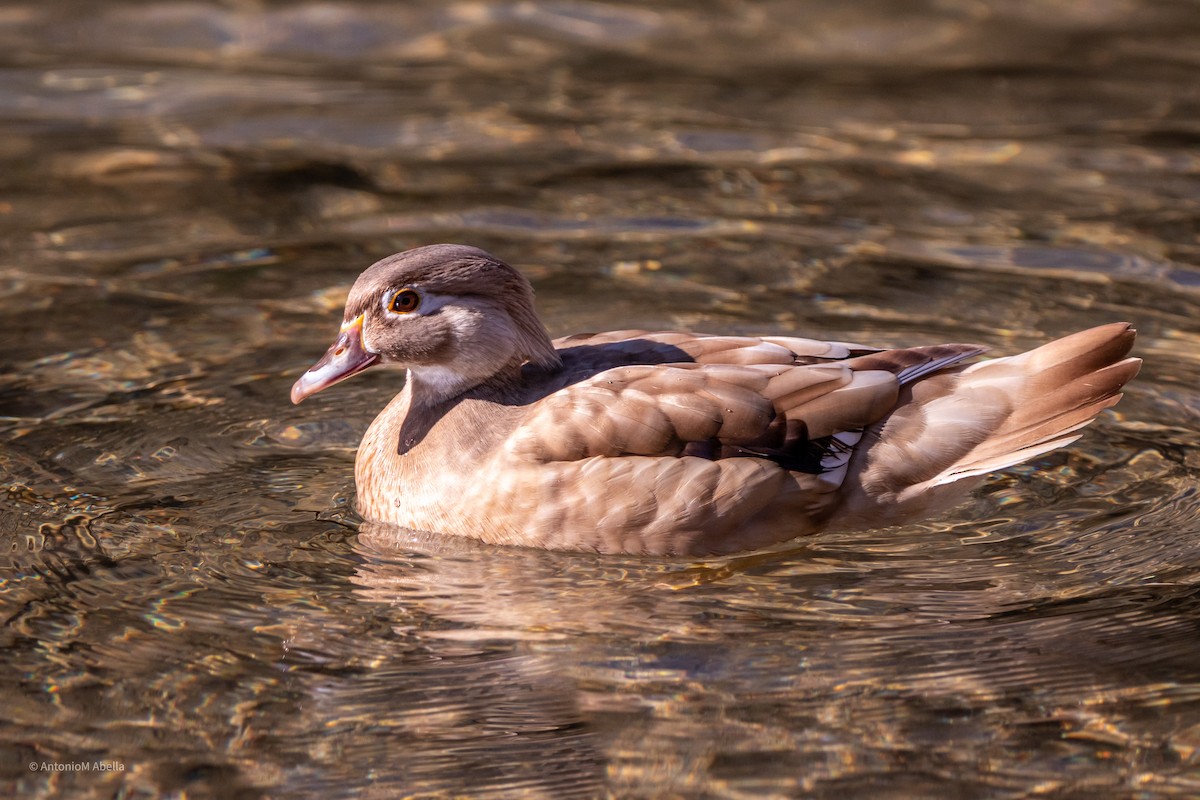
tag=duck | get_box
[291,244,1140,556]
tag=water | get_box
[2,1,1200,797]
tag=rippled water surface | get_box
[3,1,1200,798]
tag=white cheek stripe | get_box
[338,313,379,355]
[361,325,380,355]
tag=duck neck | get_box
[406,356,526,408]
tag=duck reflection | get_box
[339,522,611,799]
[350,519,1200,798]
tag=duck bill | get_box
[291,314,379,404]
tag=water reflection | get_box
[3,0,1200,797]
[356,513,1200,798]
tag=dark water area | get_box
[2,1,1200,797]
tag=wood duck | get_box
[292,244,1140,556]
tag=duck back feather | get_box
[837,322,1140,527]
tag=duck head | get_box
[291,244,560,404]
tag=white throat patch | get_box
[407,364,474,396]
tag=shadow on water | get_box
[2,0,1200,797]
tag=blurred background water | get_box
[2,1,1200,798]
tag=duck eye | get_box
[388,289,420,314]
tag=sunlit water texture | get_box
[2,1,1200,798]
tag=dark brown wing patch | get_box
[509,333,986,479]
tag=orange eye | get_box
[388,289,420,314]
